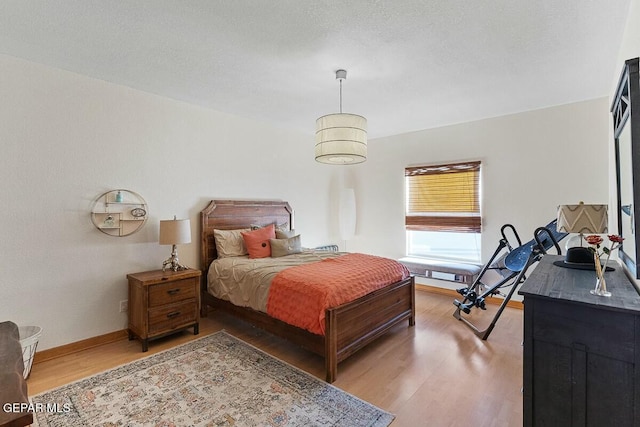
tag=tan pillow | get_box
[252,221,289,232]
[270,235,302,258]
[213,228,250,258]
[275,228,296,239]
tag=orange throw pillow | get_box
[241,224,276,258]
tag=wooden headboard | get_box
[200,199,294,271]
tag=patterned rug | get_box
[31,331,393,426]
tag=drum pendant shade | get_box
[315,113,367,164]
[315,69,367,164]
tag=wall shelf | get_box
[90,189,148,237]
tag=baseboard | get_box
[33,329,128,365]
[416,283,524,310]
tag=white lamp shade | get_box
[159,218,191,245]
[556,203,608,234]
[315,113,367,164]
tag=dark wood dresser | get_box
[519,255,640,426]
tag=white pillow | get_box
[213,228,250,258]
[275,228,296,239]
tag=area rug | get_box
[31,331,394,426]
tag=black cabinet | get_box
[519,255,640,426]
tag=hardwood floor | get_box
[27,289,524,426]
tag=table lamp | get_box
[555,202,608,269]
[159,216,191,271]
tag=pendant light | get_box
[315,69,367,164]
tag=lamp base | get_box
[564,233,585,252]
[162,245,189,272]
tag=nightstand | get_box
[126,268,201,352]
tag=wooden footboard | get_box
[324,276,415,382]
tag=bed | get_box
[200,199,415,382]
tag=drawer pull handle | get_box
[167,289,180,295]
[166,311,181,318]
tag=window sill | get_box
[399,257,482,284]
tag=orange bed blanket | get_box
[266,253,410,335]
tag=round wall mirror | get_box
[90,189,148,236]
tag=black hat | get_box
[553,246,614,271]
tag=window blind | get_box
[405,161,481,232]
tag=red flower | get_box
[608,235,624,244]
[585,235,604,246]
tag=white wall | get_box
[0,48,616,351]
[348,98,610,291]
[0,54,346,350]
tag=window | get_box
[405,161,481,262]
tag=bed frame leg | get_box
[200,292,209,317]
[200,277,209,317]
[325,310,338,383]
[326,361,337,383]
[409,276,416,326]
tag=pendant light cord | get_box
[339,78,343,113]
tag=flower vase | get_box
[590,253,611,297]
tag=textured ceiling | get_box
[0,1,631,138]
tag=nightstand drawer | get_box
[148,300,197,334]
[148,278,196,307]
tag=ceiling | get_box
[0,1,631,138]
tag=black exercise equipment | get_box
[453,220,567,340]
